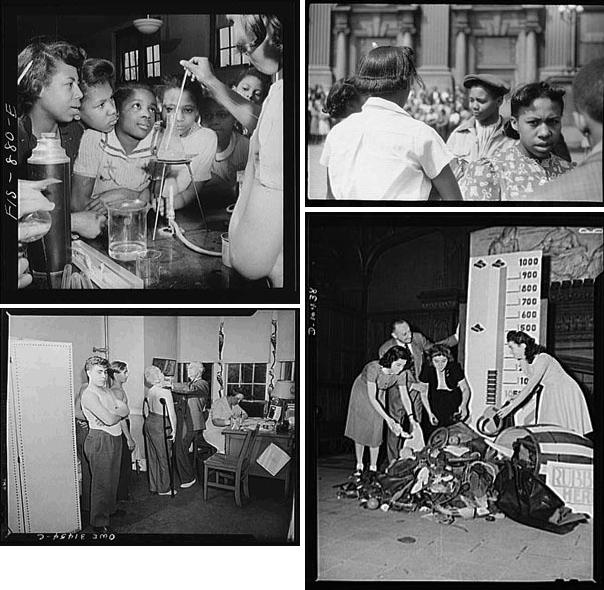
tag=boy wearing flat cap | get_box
[446,74,515,186]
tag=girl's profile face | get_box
[117,368,129,383]
[117,89,157,141]
[507,341,526,360]
[233,75,265,104]
[38,61,83,124]
[512,97,562,160]
[162,88,198,137]
[79,81,117,133]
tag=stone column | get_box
[333,7,351,81]
[542,5,572,80]
[515,30,526,85]
[525,29,538,82]
[417,4,454,90]
[524,6,543,83]
[396,6,418,50]
[308,3,336,90]
[453,9,470,85]
[454,31,467,82]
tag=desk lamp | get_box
[271,380,295,431]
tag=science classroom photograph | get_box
[4,6,296,298]
[308,214,602,582]
[3,310,297,542]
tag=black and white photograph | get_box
[307,213,602,582]
[2,309,298,542]
[2,3,298,301]
[307,3,603,202]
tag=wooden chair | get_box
[203,425,259,507]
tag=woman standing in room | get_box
[496,331,593,435]
[203,390,248,455]
[143,366,177,496]
[418,344,471,440]
[344,346,416,477]
[181,13,284,287]
[109,361,136,502]
[461,82,575,200]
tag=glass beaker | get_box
[157,112,186,161]
[107,198,148,261]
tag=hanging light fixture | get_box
[133,14,163,34]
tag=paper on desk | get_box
[256,442,291,476]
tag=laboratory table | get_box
[31,204,268,290]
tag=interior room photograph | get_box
[6,6,296,296]
[307,213,601,582]
[3,309,297,543]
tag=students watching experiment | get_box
[199,96,249,200]
[17,40,106,239]
[153,75,217,213]
[71,82,160,213]
[77,58,118,133]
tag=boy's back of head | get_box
[573,57,604,124]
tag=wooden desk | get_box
[223,428,294,495]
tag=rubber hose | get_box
[169,220,221,257]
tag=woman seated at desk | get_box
[203,391,248,454]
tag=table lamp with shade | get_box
[267,380,296,429]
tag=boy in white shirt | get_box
[320,46,461,201]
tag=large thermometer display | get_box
[465,250,543,430]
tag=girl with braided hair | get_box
[323,77,363,125]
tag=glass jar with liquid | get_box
[107,198,148,261]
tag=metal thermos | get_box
[27,132,71,273]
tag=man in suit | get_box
[523,57,603,202]
[378,319,458,463]
[171,361,210,488]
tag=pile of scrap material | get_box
[335,423,505,524]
